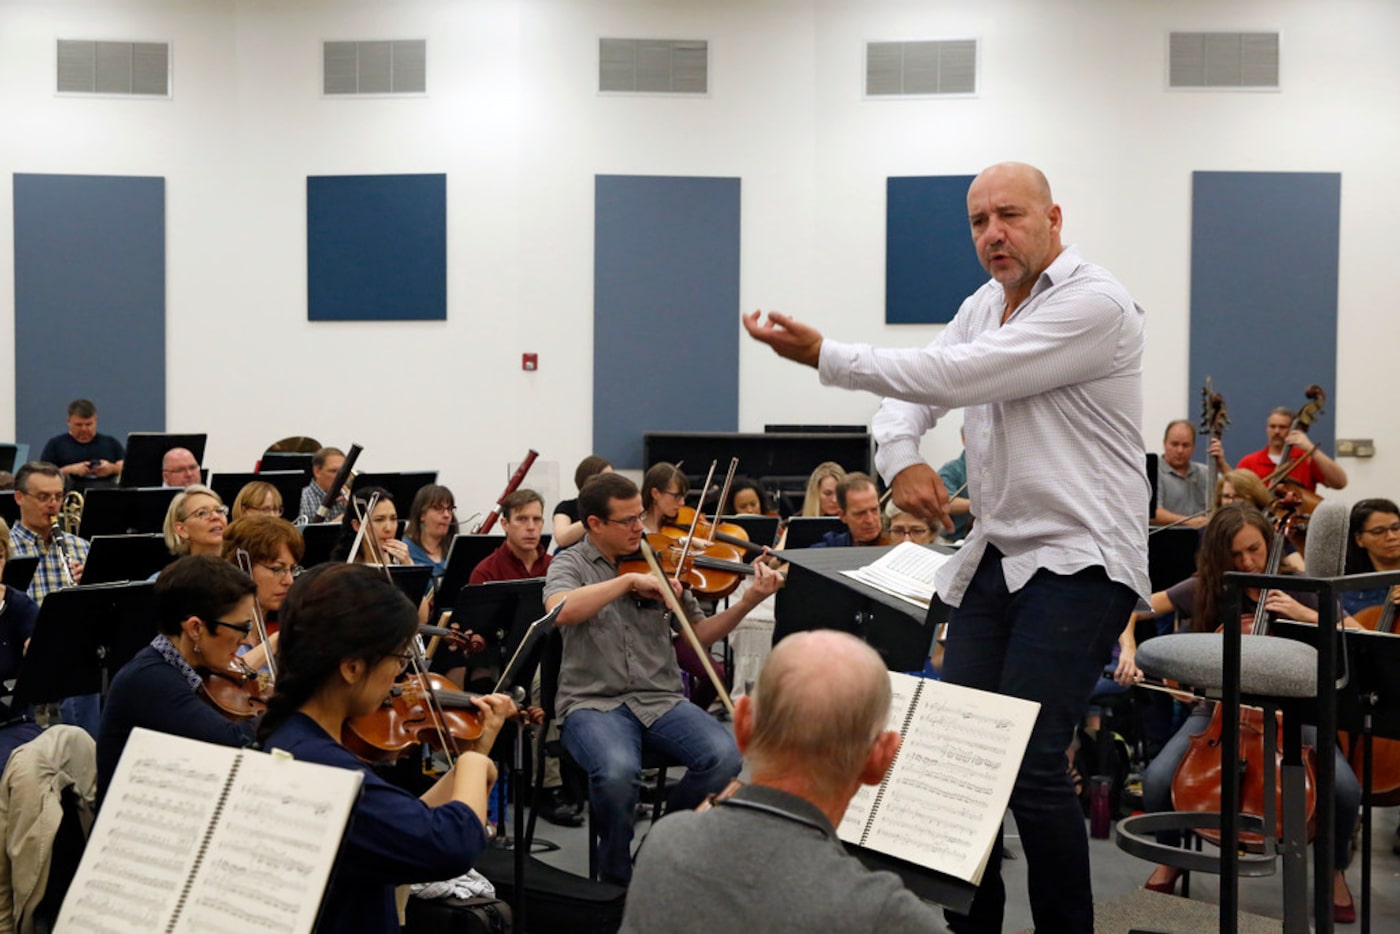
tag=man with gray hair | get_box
[620,630,943,931]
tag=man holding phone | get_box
[39,398,125,489]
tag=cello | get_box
[1170,503,1318,847]
[1342,600,1400,804]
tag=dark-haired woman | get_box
[1122,505,1361,921]
[95,555,259,798]
[331,486,411,565]
[1341,498,1400,623]
[404,484,459,578]
[259,564,515,933]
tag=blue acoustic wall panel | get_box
[886,175,986,324]
[594,175,740,468]
[1189,172,1340,459]
[13,174,166,451]
[307,173,446,321]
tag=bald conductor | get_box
[620,631,943,932]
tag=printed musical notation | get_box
[55,729,362,934]
[835,673,1038,885]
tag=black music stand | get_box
[0,491,21,528]
[435,535,553,617]
[1,556,38,592]
[449,578,549,675]
[12,581,156,708]
[352,471,439,511]
[387,564,432,605]
[259,452,314,474]
[119,433,206,488]
[722,514,780,550]
[209,470,306,522]
[78,487,180,538]
[782,516,845,549]
[80,534,173,585]
[300,523,342,567]
[0,444,18,473]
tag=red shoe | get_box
[1333,896,1356,925]
[1143,877,1178,895]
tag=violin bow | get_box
[673,461,718,586]
[233,548,277,682]
[638,538,736,717]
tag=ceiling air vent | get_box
[1169,32,1279,89]
[866,39,977,97]
[57,40,170,96]
[323,40,427,95]
[599,39,708,94]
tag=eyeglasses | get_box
[663,489,686,499]
[258,563,303,580]
[183,505,229,522]
[210,618,254,637]
[603,513,646,528]
[22,491,63,504]
[1362,522,1400,537]
[165,466,201,477]
[387,650,414,671]
[889,525,931,538]
[427,504,456,514]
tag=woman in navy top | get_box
[259,563,514,933]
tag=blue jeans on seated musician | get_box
[939,547,1136,934]
[560,701,741,885]
[1142,710,1361,869]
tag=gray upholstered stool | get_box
[1115,632,1318,883]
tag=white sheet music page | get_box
[835,671,921,845]
[840,541,950,608]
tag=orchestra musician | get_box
[0,519,43,760]
[722,476,772,517]
[259,563,515,933]
[799,461,845,517]
[1120,504,1360,922]
[94,556,259,801]
[38,398,124,489]
[231,479,283,520]
[1152,419,1229,529]
[221,512,304,632]
[331,486,410,565]
[745,162,1149,933]
[161,484,228,557]
[1216,467,1272,512]
[543,472,781,885]
[299,446,347,521]
[621,630,945,931]
[1236,406,1347,493]
[404,483,459,578]
[469,489,549,584]
[160,447,202,488]
[552,455,612,550]
[9,462,87,600]
[808,473,889,548]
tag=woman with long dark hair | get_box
[259,564,514,932]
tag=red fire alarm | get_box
[522,353,538,371]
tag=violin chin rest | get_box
[1137,633,1317,699]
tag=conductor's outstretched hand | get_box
[742,310,823,368]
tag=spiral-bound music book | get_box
[835,672,1039,886]
[56,728,363,933]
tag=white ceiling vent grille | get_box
[57,40,170,96]
[866,40,977,97]
[323,40,427,95]
[1169,32,1279,88]
[599,39,708,94]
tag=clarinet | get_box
[49,517,77,588]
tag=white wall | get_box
[2,0,1397,512]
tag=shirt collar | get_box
[150,633,205,692]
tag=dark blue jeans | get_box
[939,548,1136,934]
[561,700,741,885]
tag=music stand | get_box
[259,452,314,474]
[79,487,180,538]
[12,580,156,707]
[434,535,553,617]
[209,470,306,522]
[782,516,845,549]
[119,433,207,488]
[351,471,439,511]
[722,514,780,550]
[0,492,20,528]
[387,564,432,605]
[1,556,38,592]
[300,523,342,567]
[80,534,174,585]
[0,444,17,473]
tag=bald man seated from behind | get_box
[620,630,943,932]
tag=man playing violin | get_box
[1236,406,1347,494]
[544,472,780,885]
[808,472,889,547]
[745,162,1149,934]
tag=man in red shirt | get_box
[1236,406,1347,494]
[469,489,551,584]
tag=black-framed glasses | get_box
[1362,522,1400,537]
[387,651,414,671]
[210,618,254,637]
[604,513,646,528]
[258,563,303,580]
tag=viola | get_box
[666,505,766,558]
[198,657,272,720]
[618,533,750,601]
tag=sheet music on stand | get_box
[840,541,951,609]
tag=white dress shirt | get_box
[818,245,1151,608]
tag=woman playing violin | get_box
[259,564,515,933]
[95,555,259,800]
[1120,505,1360,920]
[723,476,772,517]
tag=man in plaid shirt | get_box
[9,462,89,601]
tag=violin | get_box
[342,672,490,763]
[198,657,272,720]
[666,505,767,559]
[618,533,755,601]
[1170,505,1318,846]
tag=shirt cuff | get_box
[874,437,925,484]
[817,338,862,389]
